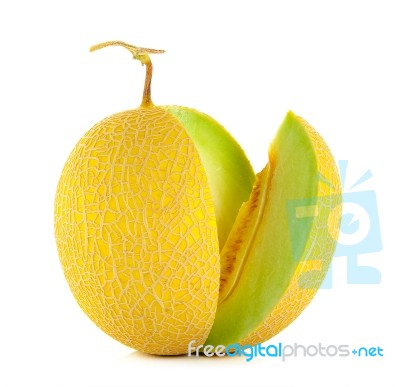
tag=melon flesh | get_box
[206,111,342,347]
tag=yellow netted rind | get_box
[54,107,220,354]
[239,115,342,346]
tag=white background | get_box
[0,1,398,386]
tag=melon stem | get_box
[141,56,153,107]
[89,40,165,108]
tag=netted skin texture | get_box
[55,107,220,354]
